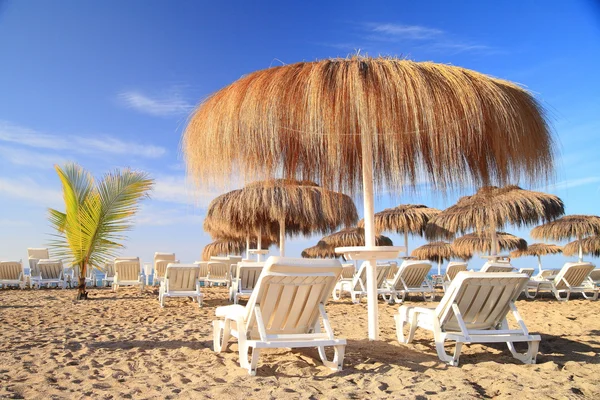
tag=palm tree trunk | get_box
[76,262,88,300]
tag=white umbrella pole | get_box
[438,256,442,276]
[490,230,498,257]
[279,220,286,257]
[537,255,543,274]
[246,235,250,260]
[257,228,262,262]
[404,232,409,257]
[361,138,378,341]
[578,235,583,262]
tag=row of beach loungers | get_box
[1,250,599,375]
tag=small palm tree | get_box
[48,163,154,300]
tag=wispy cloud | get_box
[152,175,221,207]
[0,176,63,206]
[366,23,443,40]
[118,90,195,117]
[0,121,166,159]
[135,205,204,226]
[540,176,600,192]
[0,146,68,168]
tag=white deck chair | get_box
[395,272,540,366]
[37,260,67,289]
[380,260,434,303]
[331,264,356,300]
[158,264,203,307]
[27,248,49,287]
[194,261,209,285]
[70,265,97,288]
[519,268,535,278]
[230,262,264,304]
[213,257,346,375]
[480,262,515,273]
[526,262,598,301]
[588,269,600,286]
[153,252,177,286]
[443,262,468,290]
[0,261,26,289]
[335,262,390,303]
[113,257,144,293]
[207,262,230,288]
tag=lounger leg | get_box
[433,332,461,366]
[393,292,406,304]
[239,345,260,376]
[524,286,538,299]
[394,308,417,344]
[506,340,539,364]
[331,287,340,301]
[351,292,361,304]
[197,294,203,307]
[318,345,345,371]
[212,319,231,353]
[553,289,570,302]
[581,290,599,301]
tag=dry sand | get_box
[1,286,599,399]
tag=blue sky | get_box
[0,0,599,270]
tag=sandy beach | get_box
[1,286,598,399]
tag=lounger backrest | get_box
[352,262,389,291]
[480,262,515,273]
[384,261,399,279]
[518,268,535,278]
[27,248,49,260]
[155,259,178,279]
[554,262,595,289]
[445,263,468,281]
[195,262,209,278]
[154,252,176,263]
[103,262,115,278]
[589,269,600,282]
[391,260,432,289]
[236,262,264,292]
[0,261,22,280]
[165,264,199,291]
[437,272,529,331]
[114,258,141,281]
[244,257,342,338]
[38,260,62,279]
[28,258,41,277]
[340,264,355,279]
[208,262,228,279]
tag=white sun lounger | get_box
[0,260,26,289]
[334,261,390,304]
[207,262,230,288]
[526,262,598,301]
[27,248,49,287]
[230,262,264,304]
[213,257,346,375]
[152,252,177,286]
[37,259,67,289]
[442,262,468,290]
[113,257,145,293]
[480,261,515,273]
[380,260,435,303]
[395,272,540,365]
[589,269,600,286]
[331,264,356,300]
[158,264,203,307]
[101,262,116,287]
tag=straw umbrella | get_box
[358,204,440,257]
[452,232,528,259]
[301,241,338,259]
[183,57,556,340]
[204,179,357,258]
[411,241,457,275]
[531,215,600,262]
[321,227,393,248]
[563,236,600,259]
[201,237,274,261]
[510,243,562,274]
[427,185,564,257]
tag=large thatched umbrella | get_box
[452,231,527,259]
[510,243,562,274]
[184,57,555,340]
[358,204,440,256]
[411,241,462,275]
[563,236,600,259]
[427,185,563,257]
[203,179,357,258]
[301,241,338,259]
[531,215,600,262]
[321,227,393,248]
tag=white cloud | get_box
[0,176,62,206]
[0,146,68,168]
[118,91,194,117]
[366,23,442,40]
[541,176,600,192]
[0,121,166,159]
[152,175,221,207]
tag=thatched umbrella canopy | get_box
[203,179,358,258]
[301,241,338,259]
[531,215,600,262]
[563,236,600,259]
[201,237,274,261]
[510,243,562,274]
[358,204,440,256]
[184,56,555,340]
[321,227,393,248]
[452,232,527,259]
[411,241,462,275]
[427,185,563,256]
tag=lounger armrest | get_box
[215,304,246,319]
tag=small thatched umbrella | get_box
[321,227,393,248]
[203,179,358,258]
[301,241,338,259]
[411,241,460,275]
[184,57,555,340]
[358,204,440,256]
[563,236,600,259]
[452,231,527,259]
[427,185,564,256]
[510,243,562,274]
[531,215,600,262]
[201,238,273,261]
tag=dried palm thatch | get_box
[184,57,555,195]
[452,232,527,259]
[321,227,393,248]
[359,204,440,255]
[426,185,564,240]
[563,236,600,258]
[203,179,358,239]
[201,238,272,261]
[531,215,600,262]
[510,242,562,273]
[301,241,338,259]
[411,241,456,263]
